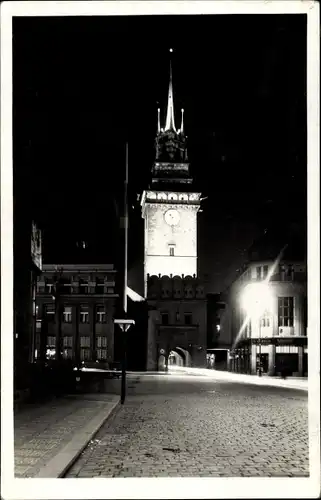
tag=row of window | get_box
[242,297,295,333]
[48,348,108,361]
[47,335,107,346]
[241,265,305,283]
[161,312,193,325]
[43,304,108,324]
[39,283,115,295]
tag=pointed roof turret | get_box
[164,49,176,132]
[180,108,184,135]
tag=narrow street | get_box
[65,371,308,478]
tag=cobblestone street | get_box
[65,373,309,478]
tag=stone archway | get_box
[169,346,192,367]
[168,350,184,367]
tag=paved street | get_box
[14,393,119,478]
[65,372,309,478]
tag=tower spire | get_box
[165,49,176,132]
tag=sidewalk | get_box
[170,366,309,391]
[14,393,120,478]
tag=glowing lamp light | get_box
[240,283,273,319]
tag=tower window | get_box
[169,244,175,256]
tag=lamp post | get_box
[113,143,135,405]
[114,319,135,404]
[240,282,273,378]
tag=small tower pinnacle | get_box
[180,108,184,135]
[157,108,161,134]
[165,49,176,132]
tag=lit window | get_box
[63,306,72,323]
[80,306,89,323]
[45,280,54,294]
[47,336,56,347]
[63,336,73,347]
[97,349,107,360]
[97,336,107,348]
[80,348,91,360]
[278,297,294,327]
[96,306,106,323]
[80,336,90,347]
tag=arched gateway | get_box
[141,52,207,371]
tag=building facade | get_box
[35,264,118,366]
[141,55,207,369]
[14,216,43,392]
[221,257,307,377]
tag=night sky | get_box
[13,14,307,293]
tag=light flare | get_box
[231,245,288,352]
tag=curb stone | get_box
[35,399,121,478]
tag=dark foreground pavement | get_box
[14,392,120,478]
[65,372,309,478]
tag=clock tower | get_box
[141,55,202,297]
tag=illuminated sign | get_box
[31,221,42,271]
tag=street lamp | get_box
[240,283,273,377]
[114,318,135,404]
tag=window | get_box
[256,266,261,280]
[263,265,269,279]
[47,336,56,347]
[79,279,89,294]
[63,349,72,360]
[63,306,72,323]
[175,311,180,322]
[184,313,192,325]
[45,304,55,323]
[80,348,91,361]
[96,305,106,323]
[45,280,54,294]
[168,244,175,256]
[63,336,73,347]
[97,336,107,348]
[161,312,169,325]
[107,287,114,294]
[80,306,89,323]
[286,264,294,281]
[96,277,105,294]
[278,297,294,327]
[80,336,90,347]
[260,314,270,328]
[97,349,107,360]
[61,278,72,294]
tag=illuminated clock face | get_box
[164,209,180,226]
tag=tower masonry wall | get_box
[144,202,199,280]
